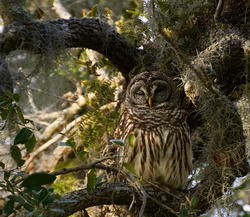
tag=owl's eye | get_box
[136,90,145,96]
[155,87,164,93]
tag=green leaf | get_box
[10,145,22,162]
[95,175,104,188]
[0,161,5,169]
[49,208,65,214]
[7,103,16,110]
[21,191,37,206]
[128,134,135,147]
[39,187,49,202]
[16,106,25,123]
[4,171,11,181]
[23,203,35,212]
[12,93,20,102]
[87,169,96,194]
[3,199,14,215]
[14,128,33,145]
[23,186,43,194]
[57,199,77,204]
[0,95,7,101]
[110,139,124,146]
[2,89,13,98]
[0,101,6,107]
[122,162,138,177]
[11,171,25,182]
[1,109,10,120]
[66,137,76,148]
[31,190,40,202]
[191,196,198,208]
[25,134,36,153]
[7,195,26,205]
[87,4,98,17]
[10,145,25,166]
[17,159,25,167]
[180,208,188,217]
[44,194,55,205]
[21,173,56,188]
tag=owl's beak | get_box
[148,97,152,108]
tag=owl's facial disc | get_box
[129,81,149,107]
[150,80,172,107]
[129,79,172,109]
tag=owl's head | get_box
[126,71,181,110]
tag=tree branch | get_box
[45,173,234,217]
[0,0,141,82]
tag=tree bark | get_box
[45,174,233,217]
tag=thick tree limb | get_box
[45,173,233,217]
[0,1,141,82]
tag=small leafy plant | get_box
[0,91,72,216]
[2,171,60,216]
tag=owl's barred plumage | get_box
[116,71,192,189]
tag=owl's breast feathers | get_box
[116,109,192,189]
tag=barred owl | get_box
[116,71,192,189]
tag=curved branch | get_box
[45,174,234,217]
[0,1,142,82]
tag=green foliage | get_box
[59,132,77,149]
[84,79,115,108]
[155,0,213,52]
[110,139,125,146]
[0,92,37,168]
[0,90,68,216]
[51,159,80,195]
[0,91,25,130]
[79,109,119,152]
[87,169,104,194]
[51,176,77,195]
[180,208,189,217]
[122,162,138,178]
[21,173,56,188]
[2,171,63,216]
[0,92,36,168]
[128,134,135,147]
[10,145,25,167]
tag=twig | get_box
[145,181,182,200]
[124,193,136,217]
[151,0,155,18]
[214,0,225,26]
[133,181,148,217]
[148,195,179,216]
[15,157,119,185]
[50,156,120,176]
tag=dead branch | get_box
[24,115,82,169]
